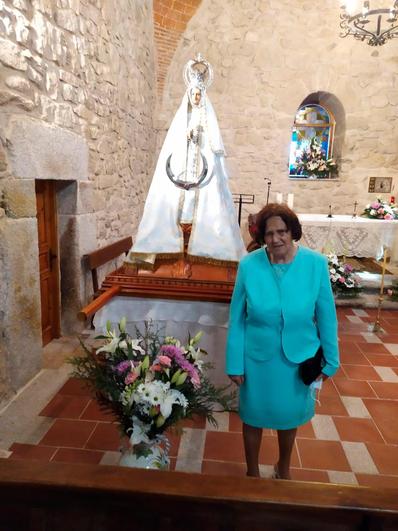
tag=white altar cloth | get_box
[93,296,230,386]
[298,214,398,261]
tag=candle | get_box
[287,193,294,209]
[276,192,283,204]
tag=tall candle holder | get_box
[371,246,388,334]
[327,205,333,218]
[352,201,358,218]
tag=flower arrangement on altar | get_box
[362,197,398,220]
[294,137,338,179]
[327,253,362,297]
[69,320,235,468]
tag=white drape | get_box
[126,93,246,266]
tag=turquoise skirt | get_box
[239,349,315,430]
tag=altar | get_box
[298,214,398,262]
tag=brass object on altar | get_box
[371,246,388,334]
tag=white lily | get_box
[130,339,145,356]
[129,416,151,445]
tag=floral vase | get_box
[119,436,170,470]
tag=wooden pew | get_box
[0,459,397,531]
[83,236,132,297]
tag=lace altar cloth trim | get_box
[298,214,398,259]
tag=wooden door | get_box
[35,180,60,345]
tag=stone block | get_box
[0,217,42,390]
[2,178,36,218]
[0,89,35,110]
[5,75,32,94]
[6,115,88,181]
[0,38,27,70]
[55,8,78,33]
[0,143,7,172]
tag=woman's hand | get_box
[229,375,245,386]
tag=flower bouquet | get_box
[69,320,235,469]
[294,137,338,179]
[327,254,362,297]
[362,197,398,220]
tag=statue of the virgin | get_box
[126,54,246,268]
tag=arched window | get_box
[289,104,336,179]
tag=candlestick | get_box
[352,201,358,218]
[275,192,283,204]
[327,204,333,218]
[287,193,294,209]
[372,246,388,333]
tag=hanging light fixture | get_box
[340,1,398,45]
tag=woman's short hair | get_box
[254,203,302,245]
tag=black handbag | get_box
[299,346,325,386]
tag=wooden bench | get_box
[83,236,132,297]
[1,460,398,531]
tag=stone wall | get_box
[0,0,156,405]
[158,0,398,230]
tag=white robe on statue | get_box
[126,92,246,267]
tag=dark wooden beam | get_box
[0,460,397,531]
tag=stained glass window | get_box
[289,104,336,179]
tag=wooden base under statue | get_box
[79,225,237,320]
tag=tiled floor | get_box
[2,307,398,488]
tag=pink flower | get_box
[158,355,172,367]
[150,364,163,372]
[387,289,393,296]
[125,371,139,385]
[338,277,345,283]
[371,202,380,209]
[384,213,393,220]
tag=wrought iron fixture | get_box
[340,1,398,45]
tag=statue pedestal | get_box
[101,224,237,303]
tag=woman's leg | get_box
[276,428,297,479]
[243,422,262,477]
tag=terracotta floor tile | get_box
[369,381,398,399]
[202,459,246,477]
[365,443,398,475]
[52,448,104,465]
[39,395,91,419]
[363,399,398,444]
[164,431,181,458]
[320,378,339,397]
[334,378,376,398]
[180,414,206,429]
[203,431,244,462]
[57,378,94,397]
[339,351,370,366]
[341,365,381,381]
[358,343,390,355]
[228,412,272,435]
[9,443,57,461]
[259,435,300,467]
[333,417,384,444]
[297,421,316,439]
[80,399,118,422]
[338,334,367,343]
[290,468,330,483]
[39,419,97,448]
[356,474,398,488]
[316,395,349,416]
[85,422,122,451]
[365,354,398,367]
[229,412,243,432]
[380,334,398,344]
[296,439,351,471]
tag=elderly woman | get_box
[226,203,339,479]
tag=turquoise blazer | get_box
[226,246,339,377]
